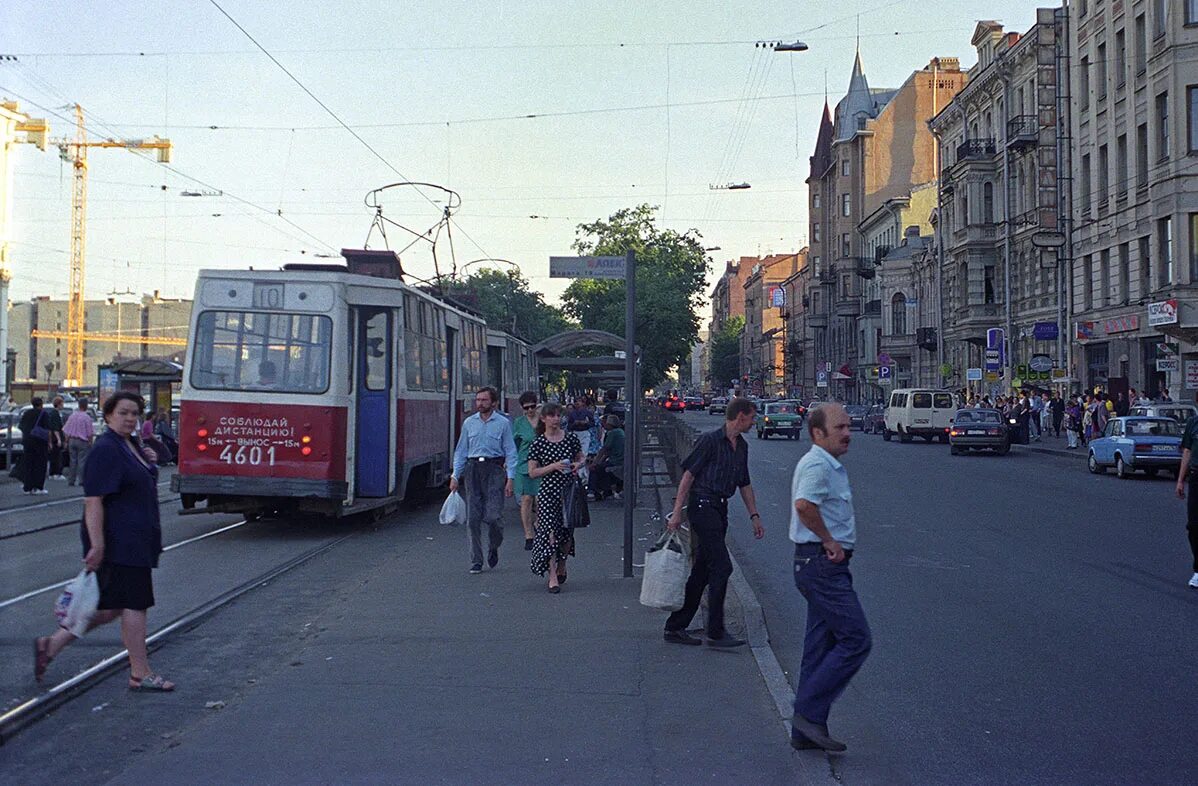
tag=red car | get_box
[663,396,686,412]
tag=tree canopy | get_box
[441,268,574,343]
[708,316,745,389]
[561,204,709,389]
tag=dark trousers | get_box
[1053,412,1063,437]
[465,459,506,565]
[792,543,872,726]
[665,496,733,639]
[23,438,48,491]
[1187,477,1198,573]
[49,441,64,476]
[589,459,623,497]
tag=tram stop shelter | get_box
[105,357,183,417]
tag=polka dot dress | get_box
[529,432,581,577]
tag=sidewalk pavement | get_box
[14,492,817,784]
[1010,431,1085,461]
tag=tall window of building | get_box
[983,265,996,304]
[1115,135,1128,197]
[841,193,851,217]
[813,223,821,243]
[841,158,850,177]
[1098,144,1109,205]
[812,192,820,209]
[1080,55,1091,109]
[891,293,907,335]
[1081,153,1092,213]
[983,181,994,223]
[1155,0,1168,38]
[1192,215,1198,279]
[812,256,821,277]
[1115,29,1127,86]
[1157,92,1170,160]
[1159,217,1174,287]
[1097,43,1108,98]
[1137,123,1150,190]
[1189,86,1198,152]
[1100,249,1112,305]
[1139,236,1152,297]
[1188,0,1198,25]
[1119,243,1131,304]
[841,233,851,258]
[1135,14,1148,74]
[1084,254,1094,310]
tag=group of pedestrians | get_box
[15,397,95,494]
[960,387,1164,448]
[450,387,625,592]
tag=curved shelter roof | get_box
[532,329,637,358]
[112,358,183,380]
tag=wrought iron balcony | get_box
[817,265,836,283]
[855,256,878,279]
[956,138,997,161]
[1006,115,1038,149]
[916,327,938,351]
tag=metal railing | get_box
[956,138,997,160]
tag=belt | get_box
[691,493,728,505]
[469,456,504,463]
[794,542,853,556]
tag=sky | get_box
[2,0,1053,312]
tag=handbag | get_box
[30,410,50,442]
[639,530,691,611]
[562,475,590,529]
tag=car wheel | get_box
[1088,452,1105,474]
[997,444,1010,456]
[1145,468,1159,478]
[950,445,960,456]
[882,428,892,442]
[756,429,762,440]
[1116,455,1131,479]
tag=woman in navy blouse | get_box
[34,391,174,691]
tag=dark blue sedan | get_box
[1087,417,1183,479]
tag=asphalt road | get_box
[680,408,1197,786]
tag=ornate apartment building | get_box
[930,12,1067,395]
[741,253,804,396]
[1069,0,1198,397]
[797,52,965,401]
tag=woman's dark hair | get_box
[102,391,145,417]
[518,390,538,406]
[536,402,563,436]
[31,397,43,408]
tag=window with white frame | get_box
[841,193,851,217]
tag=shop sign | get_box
[1051,368,1068,380]
[1157,358,1180,373]
[1032,322,1059,340]
[966,367,983,381]
[1147,299,1178,327]
[1187,361,1198,390]
[1075,321,1095,341]
[1029,354,1053,373]
[1103,314,1139,334]
[984,371,999,382]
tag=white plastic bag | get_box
[639,530,691,611]
[439,490,467,526]
[55,570,100,638]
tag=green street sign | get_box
[1016,364,1029,377]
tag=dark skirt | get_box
[96,562,155,611]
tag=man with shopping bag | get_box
[450,387,518,574]
[663,397,764,648]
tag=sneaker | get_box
[34,489,49,495]
[612,491,622,501]
[469,563,483,574]
[1188,573,1198,589]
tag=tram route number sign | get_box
[548,256,627,280]
[252,282,285,309]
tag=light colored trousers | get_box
[66,438,91,486]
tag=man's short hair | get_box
[725,397,756,421]
[477,386,499,403]
[807,404,831,438]
[518,390,538,406]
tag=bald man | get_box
[788,403,871,753]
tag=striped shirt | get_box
[683,426,751,499]
[62,410,95,442]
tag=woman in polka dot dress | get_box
[527,403,584,593]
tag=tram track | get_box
[0,529,354,744]
[0,495,181,541]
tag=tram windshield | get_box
[190,311,333,394]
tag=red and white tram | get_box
[173,252,538,518]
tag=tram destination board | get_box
[252,282,285,309]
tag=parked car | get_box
[844,404,868,431]
[948,408,1010,455]
[663,396,686,412]
[1087,416,1183,479]
[683,396,706,411]
[862,404,886,434]
[1127,403,1198,424]
[0,412,24,468]
[708,397,728,415]
[757,400,803,440]
[883,388,956,443]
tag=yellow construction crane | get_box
[51,105,171,385]
[29,329,187,348]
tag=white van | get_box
[883,388,957,443]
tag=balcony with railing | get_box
[956,138,997,161]
[817,265,836,284]
[835,295,862,317]
[855,256,878,279]
[1006,115,1038,149]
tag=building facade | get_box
[931,12,1067,397]
[1068,0,1198,399]
[741,253,804,396]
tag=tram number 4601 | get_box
[218,444,277,466]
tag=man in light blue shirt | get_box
[788,403,871,754]
[450,387,518,574]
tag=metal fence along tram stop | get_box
[533,329,641,577]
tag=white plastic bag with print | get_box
[54,570,100,638]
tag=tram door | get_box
[445,325,459,467]
[355,307,392,497]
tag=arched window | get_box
[892,292,907,335]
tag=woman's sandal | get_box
[33,637,51,683]
[548,584,561,594]
[129,674,175,692]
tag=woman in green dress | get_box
[511,391,541,550]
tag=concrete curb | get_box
[1012,442,1086,461]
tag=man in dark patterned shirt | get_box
[664,397,764,647]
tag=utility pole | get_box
[622,249,636,578]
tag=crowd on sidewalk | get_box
[956,387,1167,449]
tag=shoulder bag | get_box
[30,410,50,442]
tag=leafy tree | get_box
[442,268,574,343]
[561,204,709,389]
[709,316,745,389]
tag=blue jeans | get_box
[792,542,872,726]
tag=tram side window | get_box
[403,295,421,390]
[190,311,332,394]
